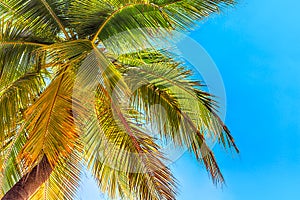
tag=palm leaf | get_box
[36,40,93,70]
[68,0,234,53]
[83,85,177,200]
[162,0,234,30]
[67,0,114,38]
[19,68,82,167]
[91,0,234,52]
[0,16,46,83]
[0,73,45,140]
[0,127,26,197]
[73,52,177,199]
[114,52,238,183]
[4,0,71,40]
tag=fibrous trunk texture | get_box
[2,156,53,200]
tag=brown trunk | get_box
[2,156,53,200]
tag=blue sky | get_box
[172,0,300,199]
[79,0,300,199]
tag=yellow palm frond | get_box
[20,68,81,167]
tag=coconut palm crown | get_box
[0,0,238,199]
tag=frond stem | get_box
[91,2,173,43]
[0,41,47,47]
[41,68,67,156]
[39,0,71,40]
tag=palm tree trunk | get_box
[2,156,53,200]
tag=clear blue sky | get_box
[79,0,300,199]
[173,0,300,199]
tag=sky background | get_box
[79,0,300,199]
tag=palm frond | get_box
[67,0,114,38]
[161,0,234,30]
[0,73,45,140]
[83,85,177,200]
[68,0,234,52]
[36,40,93,69]
[0,17,45,84]
[89,0,234,52]
[0,1,14,16]
[19,68,82,167]
[3,0,71,40]
[76,46,130,96]
[114,52,238,183]
[93,3,171,42]
[0,127,26,198]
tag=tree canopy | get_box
[0,0,238,199]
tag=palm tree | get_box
[0,0,238,199]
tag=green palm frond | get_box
[36,40,93,69]
[0,17,45,82]
[77,46,130,96]
[0,73,45,140]
[0,1,15,18]
[160,0,234,29]
[67,0,114,38]
[94,4,172,40]
[68,0,234,53]
[83,85,177,200]
[113,51,238,183]
[6,0,71,39]
[0,127,26,197]
[96,0,233,50]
